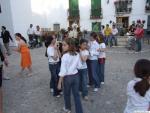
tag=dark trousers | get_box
[135,38,142,52]
[87,60,93,85]
[0,66,3,87]
[64,74,83,113]
[89,60,100,88]
[28,34,34,41]
[98,59,105,82]
[49,63,60,96]
[79,69,88,97]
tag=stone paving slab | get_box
[2,46,150,113]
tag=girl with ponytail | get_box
[124,59,150,113]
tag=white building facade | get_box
[0,0,149,39]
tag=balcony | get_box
[67,9,80,21]
[145,4,150,13]
[114,0,132,15]
[90,8,102,19]
[116,8,132,15]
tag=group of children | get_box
[46,32,106,113]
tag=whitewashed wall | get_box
[0,0,148,39]
[0,0,14,44]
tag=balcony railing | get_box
[114,0,132,4]
[67,9,80,20]
[116,8,132,14]
[114,0,132,15]
[90,8,102,19]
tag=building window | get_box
[92,22,101,32]
[114,0,132,15]
[146,0,150,12]
[68,0,80,22]
[90,0,102,19]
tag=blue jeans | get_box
[135,38,142,52]
[87,60,93,86]
[49,63,60,96]
[64,73,83,113]
[105,35,112,47]
[112,35,117,46]
[90,60,100,88]
[78,69,88,97]
[98,59,105,82]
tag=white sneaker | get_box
[3,76,10,80]
[63,107,71,113]
[56,95,61,98]
[93,88,98,92]
[101,82,104,85]
[50,89,54,93]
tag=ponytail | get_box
[134,78,150,97]
[133,59,150,97]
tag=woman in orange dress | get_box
[14,33,32,76]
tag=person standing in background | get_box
[104,24,112,47]
[1,26,13,55]
[134,24,144,52]
[35,25,42,47]
[27,24,34,42]
[112,24,118,46]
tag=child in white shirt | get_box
[124,59,150,113]
[58,38,83,113]
[46,36,61,97]
[98,37,106,85]
[78,39,89,100]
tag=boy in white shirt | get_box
[112,24,118,46]
[78,39,89,100]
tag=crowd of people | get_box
[0,21,149,113]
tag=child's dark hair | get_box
[134,59,150,97]
[15,33,27,43]
[64,38,77,56]
[90,32,97,40]
[79,38,88,45]
[44,35,54,48]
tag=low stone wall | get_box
[116,36,128,46]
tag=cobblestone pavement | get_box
[3,45,150,113]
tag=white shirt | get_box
[112,28,118,35]
[59,53,82,77]
[88,40,99,60]
[124,78,150,113]
[98,43,106,58]
[35,30,41,36]
[79,50,89,69]
[47,46,59,63]
[27,27,34,35]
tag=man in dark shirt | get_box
[1,26,13,55]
